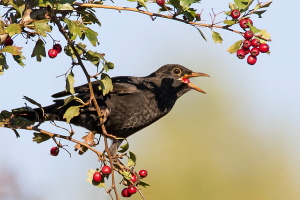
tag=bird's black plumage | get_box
[26,64,208,155]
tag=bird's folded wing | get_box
[51,81,138,98]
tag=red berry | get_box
[242,40,251,49]
[259,43,269,53]
[48,49,58,58]
[239,18,253,29]
[53,44,62,53]
[93,172,102,182]
[3,38,13,46]
[230,10,240,19]
[250,48,260,56]
[251,38,260,48]
[236,49,246,59]
[139,170,148,178]
[244,30,254,40]
[156,0,165,6]
[130,174,137,183]
[50,147,59,156]
[127,186,137,195]
[242,47,250,55]
[121,188,131,197]
[247,55,257,65]
[101,165,112,175]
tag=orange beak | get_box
[180,72,209,94]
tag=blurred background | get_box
[1,0,300,199]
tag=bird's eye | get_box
[173,68,181,75]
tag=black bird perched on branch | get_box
[17,64,209,155]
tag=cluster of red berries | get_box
[230,10,270,65]
[92,165,112,182]
[121,169,148,198]
[3,37,13,46]
[48,43,62,58]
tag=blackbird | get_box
[20,64,209,155]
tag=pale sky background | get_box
[1,1,300,200]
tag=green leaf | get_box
[55,1,75,10]
[5,23,21,36]
[23,96,42,108]
[211,31,223,44]
[32,132,51,143]
[103,61,114,72]
[63,105,82,123]
[257,29,271,42]
[234,0,254,11]
[66,71,75,94]
[1,46,22,55]
[86,169,106,187]
[139,181,150,188]
[31,39,46,62]
[252,10,266,18]
[98,73,113,96]
[120,170,132,181]
[249,24,261,34]
[32,19,52,37]
[84,50,104,67]
[13,54,25,66]
[229,3,238,10]
[58,96,85,109]
[127,151,137,167]
[85,28,98,46]
[11,117,34,127]
[227,40,243,53]
[118,140,129,153]
[223,20,236,26]
[77,9,101,26]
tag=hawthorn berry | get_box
[101,165,112,175]
[230,10,240,19]
[130,174,137,183]
[3,38,13,46]
[139,170,148,178]
[48,49,58,58]
[236,49,246,59]
[250,48,260,56]
[93,172,102,182]
[242,40,251,49]
[50,147,59,156]
[53,44,62,53]
[244,30,254,40]
[247,55,257,65]
[121,188,131,197]
[259,43,270,53]
[156,0,165,6]
[239,18,253,29]
[251,38,260,48]
[242,47,250,55]
[127,186,137,195]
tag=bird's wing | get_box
[51,77,140,98]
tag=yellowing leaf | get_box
[63,105,82,123]
[227,40,243,54]
[66,71,75,94]
[212,31,223,44]
[5,23,21,36]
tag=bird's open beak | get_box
[180,72,210,94]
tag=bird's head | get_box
[150,64,209,95]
